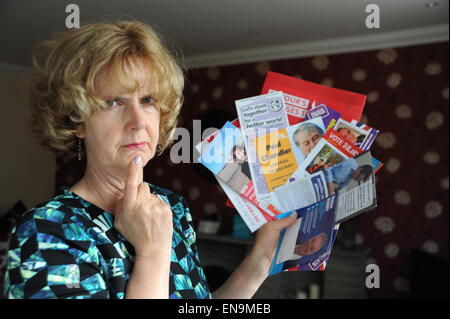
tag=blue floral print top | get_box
[3,183,212,299]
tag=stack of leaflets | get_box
[196,71,383,274]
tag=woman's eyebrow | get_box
[103,93,155,100]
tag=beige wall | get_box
[0,71,55,217]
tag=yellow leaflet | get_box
[254,128,298,192]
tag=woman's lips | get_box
[123,142,146,149]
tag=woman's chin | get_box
[121,149,146,162]
[120,146,157,166]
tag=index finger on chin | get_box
[123,156,143,206]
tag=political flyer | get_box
[235,92,290,201]
[261,71,367,124]
[252,127,298,193]
[271,170,329,214]
[326,151,377,223]
[251,118,326,200]
[214,177,267,232]
[196,121,282,229]
[194,70,382,273]
[269,194,338,275]
[334,118,373,150]
[372,156,383,174]
[235,91,289,133]
[197,121,253,195]
[305,104,341,131]
[350,119,380,151]
[291,128,364,181]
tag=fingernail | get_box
[134,156,142,165]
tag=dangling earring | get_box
[77,138,82,161]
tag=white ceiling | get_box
[0,0,448,72]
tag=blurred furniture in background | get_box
[323,247,371,298]
[410,249,449,299]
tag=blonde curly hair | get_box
[29,19,185,159]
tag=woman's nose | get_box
[126,102,146,131]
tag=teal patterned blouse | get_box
[3,183,212,299]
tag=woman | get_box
[3,20,296,299]
[231,144,252,180]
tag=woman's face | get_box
[235,148,247,162]
[76,59,161,174]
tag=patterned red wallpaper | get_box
[55,42,449,298]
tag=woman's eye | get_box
[105,99,121,107]
[142,97,154,104]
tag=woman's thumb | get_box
[273,212,298,230]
